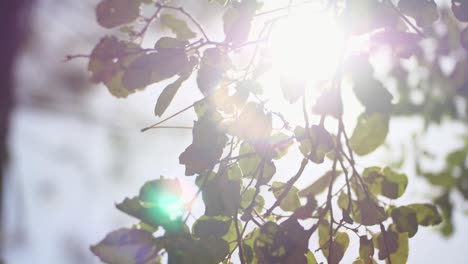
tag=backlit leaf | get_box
[391,206,419,237]
[408,203,442,226]
[271,181,301,212]
[96,0,140,29]
[160,13,196,40]
[154,74,190,117]
[350,113,389,156]
[299,170,341,197]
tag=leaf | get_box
[318,221,350,264]
[452,0,468,22]
[96,0,140,29]
[408,203,442,226]
[197,48,231,96]
[434,192,454,236]
[165,235,228,264]
[116,178,184,232]
[192,215,231,238]
[255,218,310,264]
[271,182,301,212]
[391,206,418,238]
[223,1,257,44]
[160,13,196,40]
[241,188,265,213]
[91,228,160,264]
[362,167,408,199]
[200,169,241,217]
[267,133,294,160]
[350,112,389,156]
[338,192,387,226]
[398,0,439,27]
[122,50,189,90]
[376,226,409,263]
[154,74,190,117]
[299,170,341,197]
[154,37,188,51]
[359,235,374,263]
[238,142,261,177]
[350,56,393,114]
[179,114,228,176]
[88,36,144,98]
[294,125,334,163]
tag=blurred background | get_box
[1,0,468,263]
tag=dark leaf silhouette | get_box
[96,0,140,29]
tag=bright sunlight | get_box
[269,4,344,81]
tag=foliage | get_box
[76,0,468,263]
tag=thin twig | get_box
[141,102,198,132]
[264,158,308,217]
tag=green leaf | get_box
[154,74,190,117]
[299,170,341,197]
[239,142,261,177]
[305,251,318,264]
[398,0,439,27]
[350,56,393,114]
[154,37,188,51]
[319,220,350,264]
[192,215,231,238]
[359,235,374,263]
[255,218,310,264]
[271,181,301,212]
[241,188,265,213]
[160,13,196,40]
[179,114,228,176]
[91,228,160,264]
[434,192,454,236]
[391,206,419,238]
[338,192,387,226]
[376,226,409,264]
[350,112,389,156]
[267,133,293,160]
[200,169,241,217]
[295,125,334,163]
[408,203,442,226]
[362,167,408,199]
[96,0,140,29]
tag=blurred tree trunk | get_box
[0,0,31,249]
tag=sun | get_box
[269,4,344,82]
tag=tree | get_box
[74,0,468,263]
